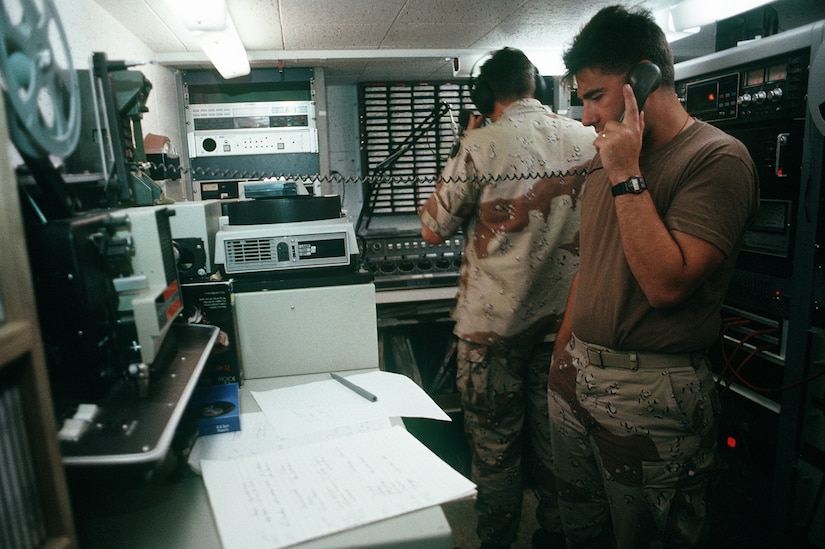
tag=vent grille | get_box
[225,238,279,272]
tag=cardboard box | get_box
[180,279,244,385]
[190,382,240,436]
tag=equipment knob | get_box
[754,90,767,103]
[738,93,752,105]
[769,87,783,101]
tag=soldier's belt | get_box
[576,336,701,371]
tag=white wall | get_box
[325,84,363,216]
[54,0,181,154]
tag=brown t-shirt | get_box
[571,119,759,353]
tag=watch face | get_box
[612,176,646,197]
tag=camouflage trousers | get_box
[547,334,722,548]
[456,339,561,546]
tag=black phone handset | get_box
[621,61,662,121]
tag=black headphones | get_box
[470,50,548,116]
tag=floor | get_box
[442,489,540,549]
[402,416,544,549]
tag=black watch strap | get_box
[611,176,647,197]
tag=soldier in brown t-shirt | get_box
[547,6,759,548]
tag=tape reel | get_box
[0,0,80,158]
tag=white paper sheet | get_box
[251,370,450,438]
[187,411,393,474]
[200,426,475,549]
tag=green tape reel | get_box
[0,0,80,159]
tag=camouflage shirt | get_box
[420,99,595,346]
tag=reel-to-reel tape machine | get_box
[0,0,217,467]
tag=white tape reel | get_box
[0,0,80,158]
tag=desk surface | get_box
[71,372,454,549]
[374,286,457,305]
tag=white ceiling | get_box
[89,0,820,84]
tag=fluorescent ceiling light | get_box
[164,0,249,79]
[524,47,566,76]
[192,15,250,79]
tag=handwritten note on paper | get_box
[200,426,476,549]
[187,412,393,474]
[251,370,451,438]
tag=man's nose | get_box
[580,105,597,128]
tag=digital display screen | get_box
[685,80,719,114]
[270,115,309,128]
[297,238,346,260]
[683,73,739,121]
[234,116,270,129]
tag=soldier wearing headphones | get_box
[419,47,595,549]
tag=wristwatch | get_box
[611,175,647,197]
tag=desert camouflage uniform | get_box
[420,97,595,546]
[548,335,720,548]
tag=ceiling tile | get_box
[279,0,406,26]
[282,24,394,49]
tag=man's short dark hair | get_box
[563,5,675,88]
[479,47,536,100]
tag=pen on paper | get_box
[330,373,378,402]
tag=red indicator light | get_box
[726,436,737,448]
[708,93,716,101]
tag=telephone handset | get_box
[621,61,662,121]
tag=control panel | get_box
[362,233,464,290]
[678,49,809,124]
[186,100,319,157]
[190,128,318,157]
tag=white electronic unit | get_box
[186,100,318,157]
[110,206,183,366]
[167,199,222,279]
[214,217,359,275]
